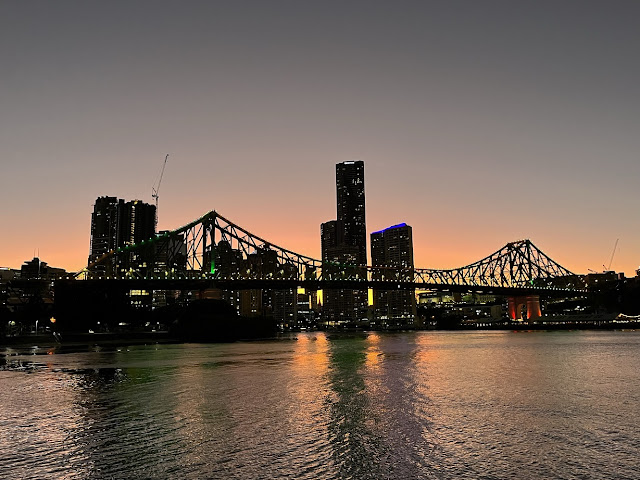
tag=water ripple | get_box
[1,331,640,479]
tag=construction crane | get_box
[589,238,620,274]
[152,154,169,230]
[605,238,619,272]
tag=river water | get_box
[1,330,639,479]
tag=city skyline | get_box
[1,1,639,275]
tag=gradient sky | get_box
[1,0,639,275]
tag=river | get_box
[1,330,639,479]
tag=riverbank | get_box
[1,331,177,349]
[3,319,640,349]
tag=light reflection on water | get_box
[1,331,640,479]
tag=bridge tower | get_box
[507,295,542,321]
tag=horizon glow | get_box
[1,2,639,276]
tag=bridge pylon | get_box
[508,295,542,321]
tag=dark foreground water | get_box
[1,330,639,479]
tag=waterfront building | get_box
[121,200,156,247]
[214,240,243,277]
[153,230,187,274]
[214,240,243,314]
[320,220,343,259]
[336,161,367,265]
[240,289,262,317]
[88,196,125,267]
[237,248,279,318]
[119,200,157,272]
[417,291,457,305]
[88,196,156,273]
[20,257,66,280]
[370,223,416,327]
[273,288,296,326]
[320,161,368,325]
[151,231,187,307]
[0,267,18,283]
[321,240,365,324]
[295,290,316,329]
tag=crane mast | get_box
[606,238,619,272]
[152,154,169,231]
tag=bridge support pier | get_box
[507,295,542,321]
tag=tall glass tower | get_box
[88,196,156,273]
[320,161,368,325]
[336,160,366,265]
[370,223,416,326]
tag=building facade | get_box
[370,223,416,327]
[121,200,156,247]
[336,160,367,265]
[321,161,368,325]
[20,257,66,280]
[88,196,125,266]
[88,196,156,273]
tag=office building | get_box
[20,257,66,280]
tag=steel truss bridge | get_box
[81,210,586,295]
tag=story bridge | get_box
[77,210,586,297]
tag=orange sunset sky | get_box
[1,1,639,276]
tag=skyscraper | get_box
[88,196,125,267]
[321,219,362,323]
[370,223,416,327]
[336,161,367,265]
[88,196,156,273]
[321,161,368,325]
[121,200,156,247]
[320,220,342,260]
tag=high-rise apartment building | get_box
[88,196,125,266]
[88,196,156,272]
[321,161,368,325]
[370,223,416,327]
[121,200,156,247]
[320,220,342,260]
[321,233,362,324]
[336,161,367,265]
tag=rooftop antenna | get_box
[152,154,169,231]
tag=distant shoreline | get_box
[2,321,639,349]
[1,331,177,349]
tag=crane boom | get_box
[152,154,169,229]
[607,238,619,271]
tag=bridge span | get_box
[62,210,593,325]
[80,210,586,295]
